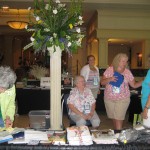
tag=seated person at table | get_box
[67,75,100,128]
[0,66,17,128]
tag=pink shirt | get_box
[103,66,134,101]
[67,87,95,115]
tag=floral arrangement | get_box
[29,65,49,80]
[24,0,84,54]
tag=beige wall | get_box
[96,7,150,69]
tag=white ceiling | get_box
[0,0,150,45]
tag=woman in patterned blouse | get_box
[67,75,100,128]
[101,53,142,130]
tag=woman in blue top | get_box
[142,54,150,119]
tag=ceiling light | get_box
[7,9,28,30]
[2,5,9,11]
[7,21,28,30]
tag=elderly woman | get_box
[67,75,100,128]
[0,66,17,128]
[80,55,100,99]
[101,53,142,130]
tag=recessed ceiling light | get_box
[2,5,9,11]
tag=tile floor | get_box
[13,111,133,130]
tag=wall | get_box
[108,45,130,66]
[96,7,150,69]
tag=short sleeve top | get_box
[103,66,134,101]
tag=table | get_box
[128,88,142,123]
[16,88,71,115]
[0,143,149,150]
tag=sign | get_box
[40,77,50,88]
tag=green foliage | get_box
[24,0,84,54]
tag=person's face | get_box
[76,77,85,89]
[119,57,128,69]
[0,87,6,93]
[88,57,95,66]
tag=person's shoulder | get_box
[84,87,91,92]
[104,66,113,73]
[147,69,150,74]
[70,87,77,93]
[81,64,89,70]
[6,85,15,94]
[124,68,132,74]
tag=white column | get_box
[98,38,108,68]
[48,46,62,130]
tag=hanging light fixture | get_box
[7,9,28,30]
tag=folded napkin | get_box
[109,71,124,87]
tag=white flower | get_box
[76,28,81,33]
[49,37,53,42]
[25,25,28,29]
[53,33,57,38]
[78,20,84,25]
[30,37,35,42]
[56,0,60,3]
[67,42,72,47]
[45,4,49,10]
[53,9,58,14]
[66,35,71,40]
[44,28,50,32]
[79,16,82,20]
[28,7,31,10]
[36,16,40,21]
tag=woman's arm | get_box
[68,103,88,120]
[100,75,117,86]
[129,79,143,89]
[142,95,150,119]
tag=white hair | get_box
[74,75,85,86]
[0,66,17,89]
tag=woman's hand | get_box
[80,113,89,120]
[5,116,13,128]
[142,108,148,119]
[110,76,118,82]
[86,112,94,120]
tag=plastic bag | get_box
[118,129,138,144]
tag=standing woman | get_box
[141,54,150,124]
[101,53,142,130]
[80,55,100,99]
[0,66,17,128]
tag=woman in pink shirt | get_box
[101,53,142,130]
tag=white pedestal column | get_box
[48,46,62,130]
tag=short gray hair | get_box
[74,75,85,86]
[0,66,17,89]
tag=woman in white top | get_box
[80,55,100,99]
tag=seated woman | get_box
[67,75,100,128]
[0,66,17,128]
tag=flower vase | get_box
[47,46,62,130]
